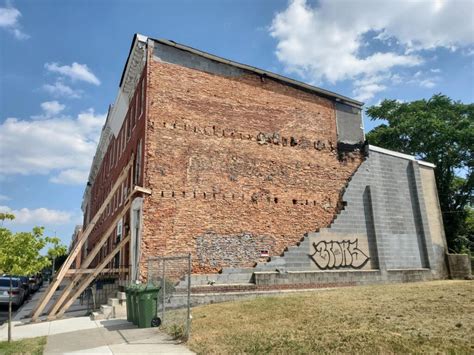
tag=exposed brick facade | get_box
[83,69,147,268]
[141,57,363,274]
[80,36,365,279]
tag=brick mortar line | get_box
[160,120,345,154]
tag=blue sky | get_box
[1,0,473,247]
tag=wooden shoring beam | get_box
[65,267,129,276]
[47,198,133,319]
[30,156,134,321]
[55,234,131,318]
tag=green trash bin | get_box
[125,285,136,323]
[136,285,160,328]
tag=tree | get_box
[0,215,51,342]
[47,237,68,277]
[366,94,473,252]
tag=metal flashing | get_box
[369,145,436,168]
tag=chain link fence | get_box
[147,254,192,339]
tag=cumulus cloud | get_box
[45,62,101,85]
[0,5,29,39]
[49,169,89,185]
[0,108,106,185]
[0,205,71,225]
[270,0,474,101]
[43,81,82,99]
[40,101,65,116]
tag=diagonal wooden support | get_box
[30,156,134,321]
[55,234,131,318]
[65,268,128,276]
[47,198,133,319]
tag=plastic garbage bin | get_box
[127,285,140,325]
[136,285,160,328]
[125,285,135,323]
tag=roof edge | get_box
[369,145,436,168]
[150,37,364,108]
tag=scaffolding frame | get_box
[30,155,143,321]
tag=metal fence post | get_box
[161,258,166,323]
[186,253,192,340]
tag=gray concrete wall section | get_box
[335,102,365,145]
[339,150,424,269]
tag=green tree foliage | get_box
[366,94,473,252]
[0,223,50,276]
[0,214,69,341]
[47,237,68,275]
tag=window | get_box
[115,137,119,166]
[140,79,144,117]
[121,129,125,153]
[131,101,135,129]
[134,139,142,185]
[135,94,139,122]
[111,141,115,168]
[119,183,123,206]
[127,115,131,140]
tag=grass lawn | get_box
[188,280,473,354]
[0,336,46,355]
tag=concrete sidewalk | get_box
[0,316,194,354]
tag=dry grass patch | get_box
[188,280,473,354]
[0,336,46,355]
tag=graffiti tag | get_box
[310,239,370,270]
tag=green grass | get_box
[188,280,474,354]
[0,336,46,355]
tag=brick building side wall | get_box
[83,68,147,267]
[141,58,363,274]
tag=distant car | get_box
[13,276,31,298]
[0,277,26,307]
[28,275,40,292]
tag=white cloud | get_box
[40,101,65,116]
[0,194,10,201]
[45,62,101,85]
[50,169,89,185]
[270,0,474,101]
[419,79,437,89]
[0,205,71,225]
[407,70,441,89]
[0,108,106,185]
[0,6,29,40]
[43,81,82,99]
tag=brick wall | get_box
[141,56,363,274]
[83,67,147,267]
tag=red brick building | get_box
[80,34,365,280]
[79,34,448,287]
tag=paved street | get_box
[0,304,14,326]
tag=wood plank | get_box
[65,268,129,275]
[47,198,133,319]
[55,234,131,318]
[30,157,134,321]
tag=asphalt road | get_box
[0,304,15,326]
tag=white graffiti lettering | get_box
[310,239,369,270]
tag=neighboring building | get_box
[79,34,449,290]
